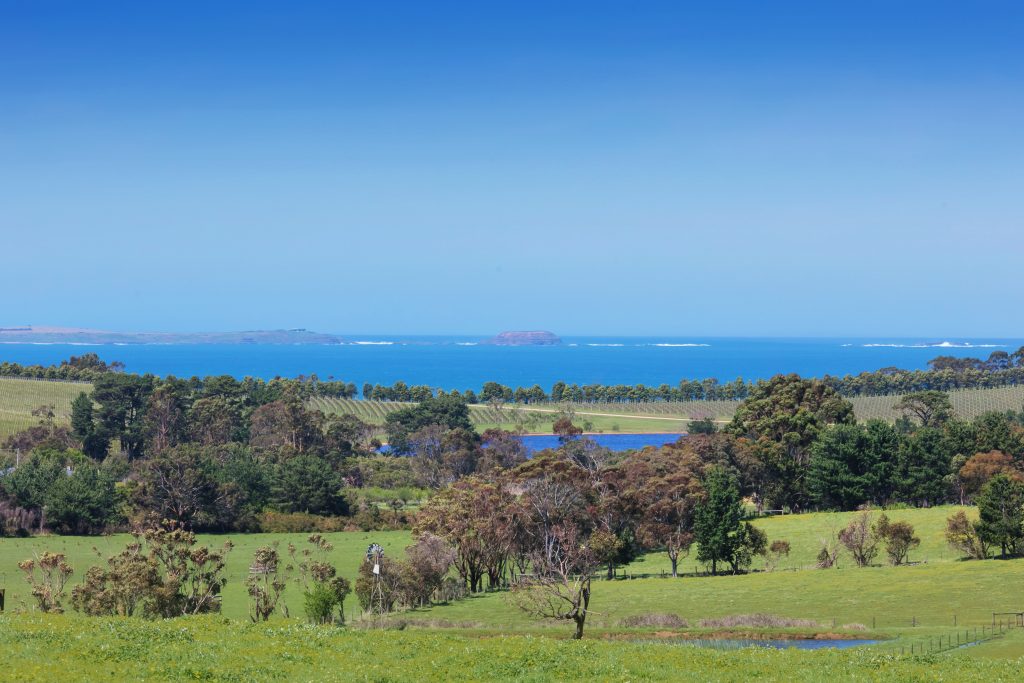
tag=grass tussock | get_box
[619,613,689,628]
[354,617,485,630]
[697,614,820,629]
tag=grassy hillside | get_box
[3,507,1024,677]
[629,505,973,575]
[410,555,1024,634]
[0,507,1009,628]
[0,377,91,444]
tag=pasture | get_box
[0,508,973,616]
[4,507,1023,652]
[8,614,1024,683]
[3,615,1022,682]
[2,507,1024,680]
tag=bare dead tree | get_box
[509,525,596,639]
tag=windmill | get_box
[365,543,386,621]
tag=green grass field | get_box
[3,508,1022,643]
[3,614,1022,682]
[0,507,996,616]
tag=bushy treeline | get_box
[0,353,126,381]
[3,362,1024,565]
[0,372,534,536]
[718,377,1024,512]
[364,348,1024,403]
[0,353,359,397]
[0,361,395,535]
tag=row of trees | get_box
[4,365,1023,546]
[0,353,125,381]
[4,349,1024,406]
[0,354,358,398]
[357,349,1024,404]
[47,373,368,462]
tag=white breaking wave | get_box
[0,341,101,346]
[862,342,1005,349]
[586,343,625,347]
[352,341,394,345]
[455,342,478,346]
[650,343,711,347]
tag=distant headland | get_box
[0,326,345,345]
[480,330,562,346]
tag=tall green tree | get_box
[807,420,901,509]
[71,392,109,460]
[896,427,952,505]
[385,395,474,454]
[273,454,347,516]
[893,391,954,428]
[694,467,743,575]
[142,383,190,453]
[46,465,120,534]
[975,474,1024,557]
[92,373,154,459]
[1,450,67,529]
[726,374,855,509]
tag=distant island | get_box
[0,326,345,345]
[480,330,562,346]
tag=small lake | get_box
[519,433,685,453]
[381,433,685,454]
[672,639,880,651]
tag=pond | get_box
[518,433,685,453]
[669,638,880,651]
[380,432,686,455]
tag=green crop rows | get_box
[0,377,91,443]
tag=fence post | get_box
[953,614,957,627]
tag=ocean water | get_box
[0,337,1019,390]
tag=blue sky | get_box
[1,1,1021,336]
